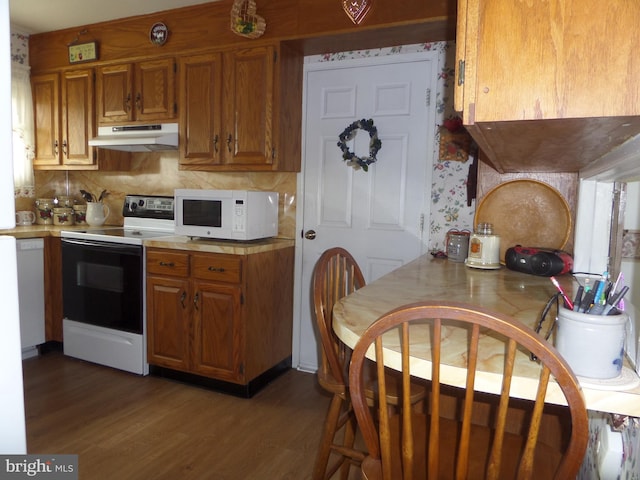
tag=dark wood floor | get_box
[22,350,357,480]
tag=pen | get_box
[602,286,629,315]
[609,272,623,300]
[550,276,574,310]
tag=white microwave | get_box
[174,189,279,241]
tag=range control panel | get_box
[122,194,174,220]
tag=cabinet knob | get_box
[159,261,175,267]
[213,134,219,153]
[227,134,233,153]
[53,140,59,156]
[207,266,225,273]
[193,292,199,310]
[180,291,186,309]
[62,140,68,156]
[125,93,132,111]
[135,93,142,110]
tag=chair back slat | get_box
[486,338,517,480]
[456,323,480,479]
[400,322,414,480]
[348,301,589,480]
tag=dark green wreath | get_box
[337,118,382,172]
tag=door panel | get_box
[192,281,242,382]
[146,276,190,371]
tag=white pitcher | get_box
[86,202,110,226]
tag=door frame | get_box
[291,51,440,371]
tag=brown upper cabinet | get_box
[96,58,176,125]
[32,69,97,169]
[455,0,640,173]
[179,43,301,172]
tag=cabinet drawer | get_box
[147,250,189,277]
[191,254,242,283]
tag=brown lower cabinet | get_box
[145,246,294,396]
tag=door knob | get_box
[304,230,316,240]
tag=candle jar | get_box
[466,222,500,268]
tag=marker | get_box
[550,276,574,310]
[579,290,595,313]
[593,280,606,305]
[573,286,584,312]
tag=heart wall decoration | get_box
[342,0,373,24]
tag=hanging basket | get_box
[230,0,266,39]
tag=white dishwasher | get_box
[16,238,45,358]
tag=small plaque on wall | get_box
[68,41,98,64]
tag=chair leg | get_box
[339,406,358,480]
[313,394,345,480]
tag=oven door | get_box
[62,238,143,334]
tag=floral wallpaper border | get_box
[10,31,28,66]
[623,230,640,258]
[306,42,475,252]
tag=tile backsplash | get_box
[32,154,298,239]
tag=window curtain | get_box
[11,64,35,196]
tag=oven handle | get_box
[61,237,142,256]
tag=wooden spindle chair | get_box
[349,301,589,480]
[312,248,425,480]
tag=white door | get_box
[296,52,438,371]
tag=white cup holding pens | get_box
[553,279,630,379]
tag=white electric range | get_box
[60,194,175,375]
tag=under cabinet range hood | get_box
[89,123,178,152]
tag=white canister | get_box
[555,307,628,379]
[466,222,500,268]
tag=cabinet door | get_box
[32,73,61,166]
[146,275,191,371]
[135,58,176,122]
[179,53,223,166]
[191,280,243,382]
[456,0,640,124]
[60,69,95,166]
[222,46,274,168]
[96,63,133,124]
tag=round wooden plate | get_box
[474,179,572,264]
